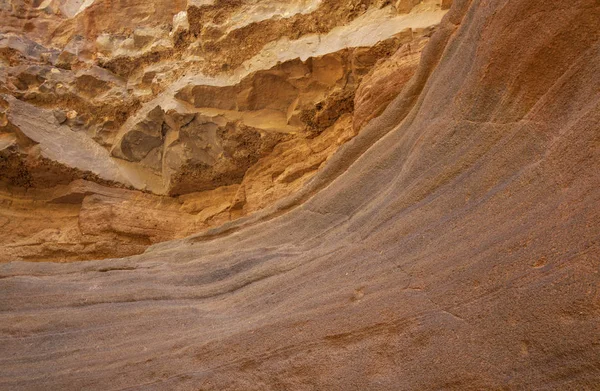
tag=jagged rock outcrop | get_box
[1,0,446,261]
[2,0,600,389]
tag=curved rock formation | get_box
[1,0,445,261]
[1,0,600,389]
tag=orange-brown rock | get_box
[1,0,447,260]
[353,35,429,132]
[237,114,356,215]
[0,180,241,262]
[2,0,599,389]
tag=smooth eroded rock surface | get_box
[1,0,600,389]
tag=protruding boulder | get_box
[164,115,287,195]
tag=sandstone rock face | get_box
[2,0,600,389]
[353,36,428,132]
[1,0,445,261]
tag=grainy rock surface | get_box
[1,0,600,389]
[1,0,444,261]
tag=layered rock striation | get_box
[1,0,600,389]
[1,0,447,261]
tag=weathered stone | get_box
[1,0,600,389]
[0,0,448,258]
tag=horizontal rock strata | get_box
[1,0,600,389]
[1,0,447,261]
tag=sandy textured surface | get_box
[1,0,600,389]
[1,0,445,260]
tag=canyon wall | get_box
[1,0,600,390]
[1,0,447,261]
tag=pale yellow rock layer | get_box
[1,0,444,261]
